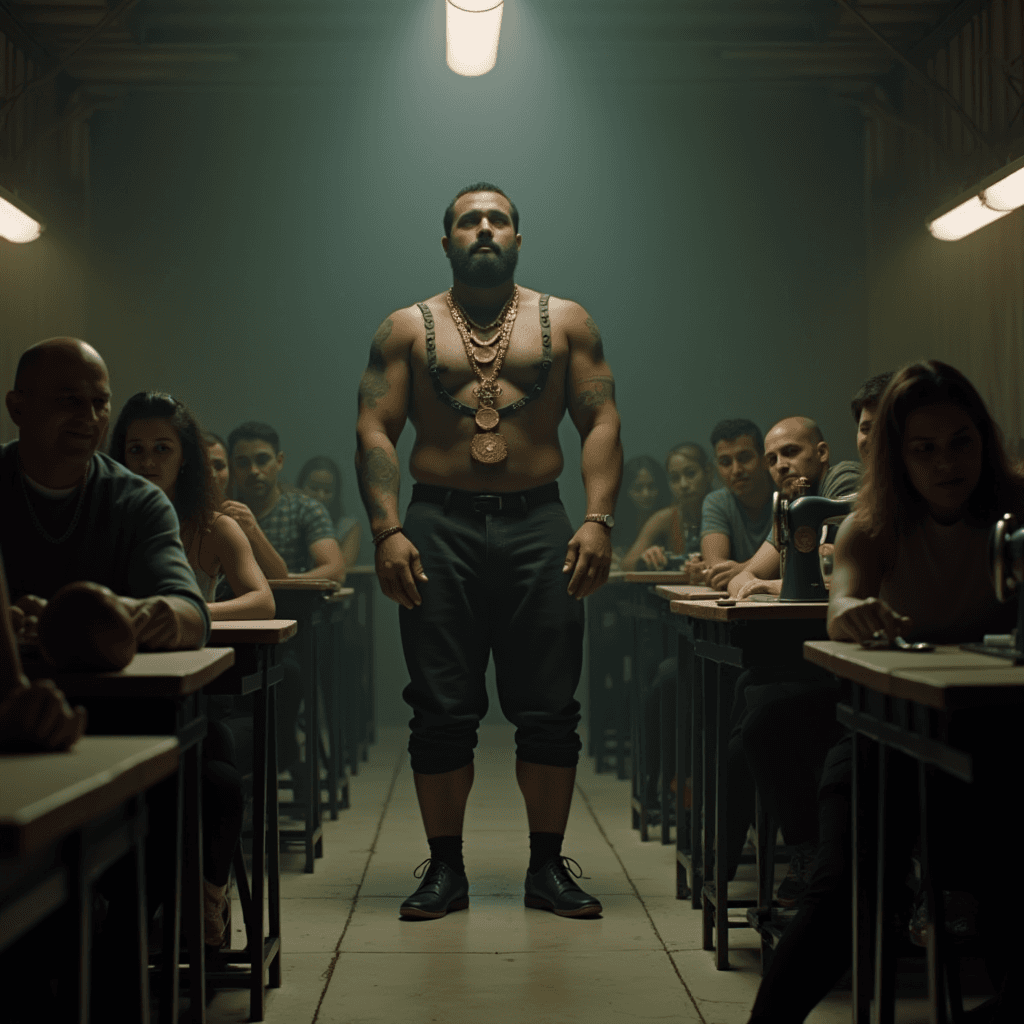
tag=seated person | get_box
[611,455,669,569]
[621,444,712,570]
[699,419,774,590]
[226,421,345,785]
[851,371,894,463]
[225,421,345,582]
[206,431,231,503]
[747,360,1022,1024]
[297,455,362,568]
[728,416,862,598]
[0,551,86,753]
[111,391,275,620]
[1,338,209,648]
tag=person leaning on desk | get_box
[744,360,1023,1024]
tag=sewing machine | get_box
[963,513,1024,662]
[772,481,855,602]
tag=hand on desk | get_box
[640,545,668,570]
[120,596,184,650]
[832,596,912,644]
[735,578,782,600]
[682,556,706,584]
[0,679,87,752]
[703,560,743,591]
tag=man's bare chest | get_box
[410,300,567,404]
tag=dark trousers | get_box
[726,667,838,871]
[399,486,585,775]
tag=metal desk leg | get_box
[714,659,730,970]
[674,633,693,900]
[267,680,282,990]
[660,658,672,845]
[701,652,716,952]
[689,638,703,910]
[919,761,950,1024]
[874,745,897,1024]
[754,790,776,976]
[159,762,184,1024]
[851,723,875,1024]
[249,659,270,1020]
[182,733,207,1023]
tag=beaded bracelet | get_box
[372,525,404,547]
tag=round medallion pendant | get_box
[472,345,498,365]
[475,407,500,431]
[469,332,499,347]
[471,431,508,464]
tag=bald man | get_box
[1,338,209,650]
[727,416,861,599]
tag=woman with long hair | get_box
[620,443,713,571]
[295,455,360,567]
[111,393,274,621]
[748,360,1023,1023]
[610,455,669,568]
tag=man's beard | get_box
[447,241,518,288]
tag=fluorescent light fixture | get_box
[446,0,503,77]
[927,151,1024,241]
[0,184,44,244]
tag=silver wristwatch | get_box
[584,513,615,529]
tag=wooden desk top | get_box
[324,587,355,604]
[268,579,339,592]
[671,598,828,621]
[0,736,179,857]
[804,640,1024,709]
[654,584,722,602]
[345,565,377,576]
[28,647,236,699]
[209,620,298,645]
[623,571,694,584]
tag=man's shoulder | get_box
[702,488,736,514]
[823,460,863,498]
[91,453,174,512]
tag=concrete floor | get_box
[205,723,954,1024]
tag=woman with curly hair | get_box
[111,392,274,620]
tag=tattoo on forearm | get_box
[357,445,400,522]
[359,320,394,409]
[584,316,605,361]
[574,375,615,410]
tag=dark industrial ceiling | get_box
[0,1,993,91]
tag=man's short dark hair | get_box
[228,421,280,458]
[444,182,519,238]
[851,372,895,421]
[710,418,763,454]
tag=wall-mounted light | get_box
[0,184,44,244]
[446,0,504,77]
[927,153,1024,241]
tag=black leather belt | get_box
[411,481,560,516]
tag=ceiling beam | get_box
[908,0,993,60]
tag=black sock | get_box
[529,832,564,873]
[427,835,465,876]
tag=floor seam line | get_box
[574,779,709,1024]
[310,741,405,1023]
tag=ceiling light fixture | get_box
[446,0,504,77]
[0,184,44,244]
[927,152,1024,241]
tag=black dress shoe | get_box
[524,857,603,918]
[399,859,469,919]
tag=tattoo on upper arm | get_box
[357,446,400,520]
[359,319,394,409]
[584,316,605,361]
[574,375,615,411]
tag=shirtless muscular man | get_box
[355,183,622,920]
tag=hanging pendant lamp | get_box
[446,0,504,77]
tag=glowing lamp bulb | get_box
[446,0,504,77]
[0,187,43,244]
[981,164,1024,212]
[927,194,1010,242]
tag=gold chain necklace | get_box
[458,291,514,333]
[446,285,519,464]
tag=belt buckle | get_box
[473,494,502,514]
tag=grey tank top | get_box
[878,516,1014,643]
[417,293,554,419]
